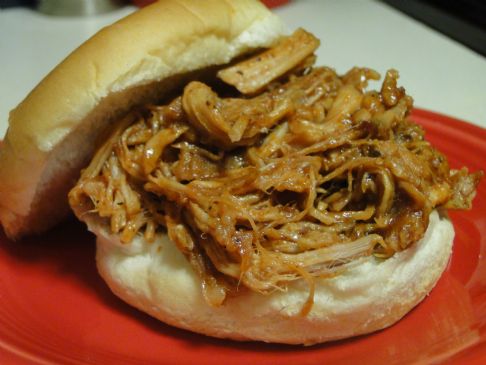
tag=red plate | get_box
[0,109,485,365]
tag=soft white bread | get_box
[0,0,456,346]
[91,209,453,345]
[0,0,284,239]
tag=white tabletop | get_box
[1,0,485,137]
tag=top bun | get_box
[0,0,284,239]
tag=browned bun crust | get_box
[0,0,284,239]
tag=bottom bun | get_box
[93,209,453,345]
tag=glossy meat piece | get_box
[217,28,320,94]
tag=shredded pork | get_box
[69,29,482,314]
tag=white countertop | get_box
[1,0,485,137]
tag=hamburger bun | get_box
[90,209,453,345]
[0,0,284,239]
[0,0,460,346]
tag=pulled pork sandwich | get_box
[0,0,482,345]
